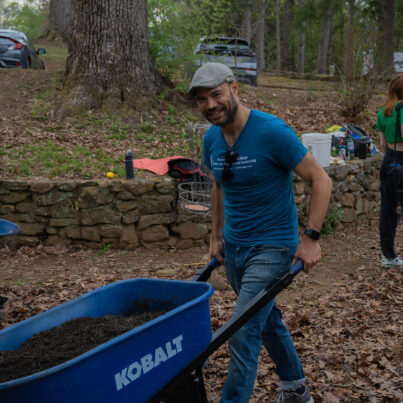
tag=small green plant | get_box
[100,243,111,252]
[322,208,341,235]
[140,120,154,133]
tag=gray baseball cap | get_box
[189,63,236,97]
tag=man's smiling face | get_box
[195,82,239,127]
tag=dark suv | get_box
[195,37,257,86]
[0,29,46,69]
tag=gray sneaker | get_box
[382,256,403,268]
[274,386,314,403]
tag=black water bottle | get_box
[125,150,134,179]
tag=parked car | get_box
[194,36,258,86]
[0,29,46,69]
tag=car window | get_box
[0,37,15,46]
[201,38,251,52]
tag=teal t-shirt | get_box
[202,109,307,247]
[376,102,403,143]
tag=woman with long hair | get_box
[376,74,403,268]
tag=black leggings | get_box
[379,148,403,258]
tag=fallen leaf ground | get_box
[1,219,401,402]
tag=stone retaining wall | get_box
[0,154,382,249]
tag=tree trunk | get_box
[241,6,252,44]
[47,0,71,41]
[281,0,295,71]
[316,7,332,73]
[275,0,281,70]
[297,0,305,73]
[377,0,395,76]
[256,1,265,71]
[344,0,355,80]
[55,0,161,119]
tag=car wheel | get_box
[27,59,31,69]
[250,76,257,86]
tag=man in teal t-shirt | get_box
[190,63,332,403]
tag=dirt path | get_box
[0,220,401,401]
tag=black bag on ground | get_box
[387,102,403,193]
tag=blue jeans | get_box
[220,243,306,403]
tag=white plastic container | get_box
[301,133,332,168]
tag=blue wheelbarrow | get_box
[0,219,20,238]
[0,251,303,403]
[0,219,20,308]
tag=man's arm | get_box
[293,152,332,272]
[210,178,225,264]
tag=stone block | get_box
[79,185,113,208]
[0,180,29,191]
[49,217,80,227]
[0,205,15,214]
[64,226,81,239]
[125,180,154,195]
[114,199,137,213]
[81,205,121,225]
[120,225,140,249]
[170,222,208,240]
[109,181,125,193]
[100,225,122,238]
[122,209,140,224]
[0,192,29,204]
[35,207,50,216]
[341,193,355,207]
[340,208,357,223]
[138,213,173,230]
[138,195,174,214]
[81,226,101,241]
[50,201,79,218]
[369,180,380,191]
[155,179,176,194]
[293,182,305,195]
[139,225,169,242]
[35,191,74,207]
[116,190,136,200]
[16,201,35,213]
[30,182,54,193]
[19,223,46,235]
[334,165,348,181]
[18,213,36,223]
[55,182,78,191]
[46,227,58,235]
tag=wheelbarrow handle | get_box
[191,254,223,282]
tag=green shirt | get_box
[376,102,403,143]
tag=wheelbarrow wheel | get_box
[151,366,208,403]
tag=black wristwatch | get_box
[304,228,320,240]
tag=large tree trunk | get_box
[256,1,265,71]
[46,0,71,41]
[315,7,332,73]
[377,0,395,76]
[55,0,161,119]
[297,0,305,73]
[344,0,355,80]
[281,0,295,71]
[241,6,252,44]
[275,0,281,70]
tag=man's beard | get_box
[205,92,239,127]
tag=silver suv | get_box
[195,37,257,86]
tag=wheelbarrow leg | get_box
[150,365,208,403]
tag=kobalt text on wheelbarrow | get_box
[0,250,303,403]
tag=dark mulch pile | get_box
[0,312,164,383]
